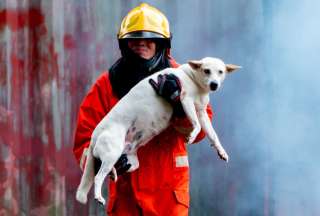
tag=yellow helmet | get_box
[118,3,171,45]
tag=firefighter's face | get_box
[128,39,156,59]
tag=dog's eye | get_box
[218,70,223,75]
[204,69,211,75]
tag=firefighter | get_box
[73,3,212,215]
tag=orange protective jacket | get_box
[73,58,213,215]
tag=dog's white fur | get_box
[76,57,240,205]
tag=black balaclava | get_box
[109,40,171,99]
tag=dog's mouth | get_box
[210,82,218,91]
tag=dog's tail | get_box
[76,144,95,204]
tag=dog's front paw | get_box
[186,128,201,144]
[186,134,197,144]
[217,148,229,162]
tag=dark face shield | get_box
[119,31,171,49]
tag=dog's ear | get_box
[188,60,202,70]
[226,64,242,73]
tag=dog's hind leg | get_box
[93,131,125,205]
[76,145,95,204]
[126,153,139,172]
[111,166,118,182]
[94,160,114,205]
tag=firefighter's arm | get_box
[73,74,110,170]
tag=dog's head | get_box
[188,57,241,92]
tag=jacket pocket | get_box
[173,190,190,208]
[172,153,189,190]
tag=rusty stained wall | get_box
[0,0,117,215]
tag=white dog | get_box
[76,57,240,205]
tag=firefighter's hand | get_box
[94,154,131,181]
[149,73,185,117]
[108,154,131,181]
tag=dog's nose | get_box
[210,82,218,91]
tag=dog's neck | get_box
[180,64,208,92]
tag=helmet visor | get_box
[121,31,166,39]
